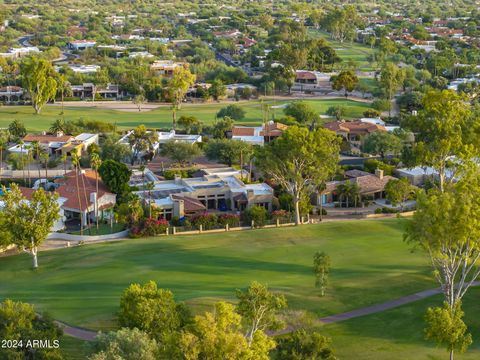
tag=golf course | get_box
[0,98,372,132]
[2,218,479,359]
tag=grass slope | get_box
[322,288,480,359]
[0,219,433,331]
[0,98,371,132]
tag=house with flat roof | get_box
[131,167,274,220]
[68,40,97,50]
[8,132,98,157]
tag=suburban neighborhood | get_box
[1,0,480,359]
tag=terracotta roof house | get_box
[323,120,386,152]
[314,169,396,207]
[230,122,287,145]
[54,170,116,229]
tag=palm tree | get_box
[25,144,32,187]
[0,130,8,182]
[146,181,155,218]
[60,154,68,175]
[71,153,83,235]
[90,152,102,230]
[139,164,146,206]
[336,183,347,208]
[40,152,49,179]
[17,140,25,183]
[31,140,42,180]
[49,118,66,135]
[349,182,361,208]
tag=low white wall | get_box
[47,229,129,242]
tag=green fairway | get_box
[309,29,376,72]
[321,287,480,359]
[0,219,434,331]
[0,98,371,132]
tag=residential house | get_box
[150,60,187,76]
[131,167,274,220]
[71,83,121,99]
[118,130,202,162]
[323,120,386,150]
[54,170,116,229]
[230,122,287,145]
[0,47,41,58]
[0,86,24,103]
[8,132,99,157]
[314,169,396,206]
[295,70,330,86]
[68,40,97,50]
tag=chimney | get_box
[174,174,181,184]
[56,131,64,137]
[375,169,384,179]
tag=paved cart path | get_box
[56,282,480,340]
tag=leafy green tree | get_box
[178,116,202,134]
[98,159,132,203]
[21,56,58,114]
[128,125,157,164]
[133,93,146,112]
[8,119,27,140]
[336,181,361,208]
[204,139,253,167]
[425,302,472,360]
[326,105,346,121]
[363,108,381,118]
[405,168,480,311]
[284,101,319,125]
[49,118,66,134]
[0,184,60,268]
[119,281,183,343]
[385,178,414,210]
[244,205,268,227]
[160,141,201,166]
[90,327,159,360]
[217,104,246,121]
[0,299,63,360]
[100,134,132,163]
[277,330,337,360]
[331,70,359,98]
[166,66,196,129]
[313,252,331,297]
[209,79,227,101]
[0,130,8,180]
[212,117,235,139]
[236,281,287,344]
[256,126,340,225]
[379,63,405,115]
[362,131,403,159]
[179,302,275,360]
[403,90,475,192]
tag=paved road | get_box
[55,282,480,341]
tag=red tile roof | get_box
[323,121,386,135]
[232,127,255,136]
[23,134,74,144]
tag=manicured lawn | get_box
[60,336,91,360]
[0,98,371,132]
[309,29,376,72]
[321,287,480,359]
[0,219,434,331]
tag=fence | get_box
[167,215,307,236]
